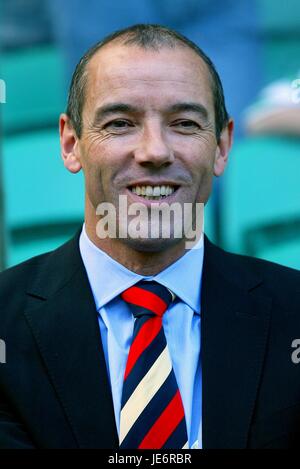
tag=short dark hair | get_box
[66,24,229,141]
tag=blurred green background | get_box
[0,0,299,270]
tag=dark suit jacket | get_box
[0,231,300,449]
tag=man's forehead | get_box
[85,42,213,110]
[87,42,211,83]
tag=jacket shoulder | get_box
[0,252,51,309]
[224,246,299,276]
[206,236,299,277]
[0,230,81,297]
[206,239,300,312]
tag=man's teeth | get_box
[131,185,176,199]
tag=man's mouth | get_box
[128,184,179,200]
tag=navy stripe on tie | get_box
[163,417,188,449]
[130,303,156,321]
[121,327,166,407]
[136,281,172,306]
[131,313,156,343]
[120,373,178,448]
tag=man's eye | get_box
[104,119,133,130]
[173,120,200,130]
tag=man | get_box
[0,24,300,449]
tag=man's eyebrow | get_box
[167,103,210,121]
[93,103,140,125]
[92,102,211,126]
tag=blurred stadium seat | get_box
[257,237,300,270]
[2,130,84,267]
[1,45,65,134]
[260,0,300,81]
[0,44,85,267]
[221,136,300,269]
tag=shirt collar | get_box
[79,224,204,315]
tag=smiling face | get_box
[60,41,233,263]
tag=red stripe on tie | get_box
[121,286,167,317]
[138,390,185,449]
[124,317,161,381]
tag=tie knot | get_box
[121,281,175,318]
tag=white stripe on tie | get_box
[119,346,172,444]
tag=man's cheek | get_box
[85,169,105,199]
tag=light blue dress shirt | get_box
[79,225,203,449]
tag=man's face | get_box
[63,43,232,251]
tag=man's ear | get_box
[59,113,82,173]
[213,118,234,176]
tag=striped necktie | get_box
[119,280,188,449]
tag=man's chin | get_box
[121,235,183,253]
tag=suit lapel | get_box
[23,232,119,448]
[201,238,272,448]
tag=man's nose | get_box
[133,122,174,167]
